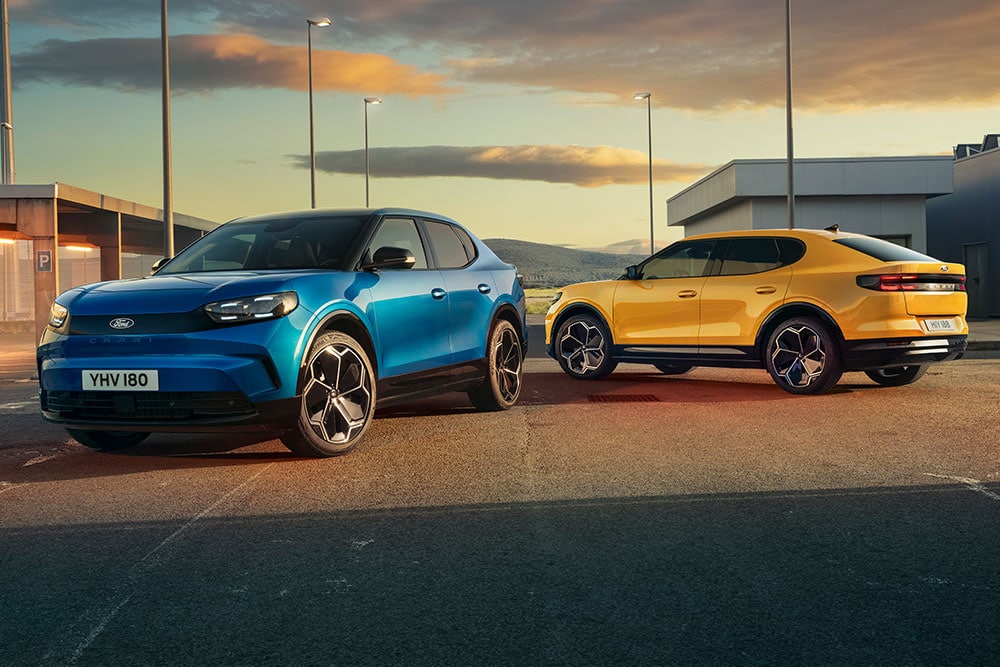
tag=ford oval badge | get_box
[109,317,135,330]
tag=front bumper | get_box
[36,317,308,432]
[841,335,967,371]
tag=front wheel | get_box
[66,429,150,451]
[280,331,376,457]
[555,313,618,380]
[864,365,928,387]
[469,319,523,411]
[765,317,843,395]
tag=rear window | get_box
[834,237,937,263]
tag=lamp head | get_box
[633,92,651,100]
[364,97,383,105]
[308,17,332,27]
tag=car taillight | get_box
[856,274,966,292]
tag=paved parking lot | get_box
[1,322,999,664]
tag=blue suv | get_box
[38,208,526,457]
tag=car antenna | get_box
[824,224,839,233]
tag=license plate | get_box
[921,318,957,333]
[82,370,159,391]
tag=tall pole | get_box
[634,92,654,255]
[785,0,795,230]
[363,97,381,207]
[306,19,331,209]
[1,0,15,184]
[161,0,174,256]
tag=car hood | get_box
[58,272,307,315]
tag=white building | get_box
[667,156,954,253]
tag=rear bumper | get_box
[841,335,967,371]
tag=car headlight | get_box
[48,302,69,328]
[203,291,298,324]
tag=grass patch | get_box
[525,288,558,315]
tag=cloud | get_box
[12,33,454,95]
[11,0,1000,110]
[291,145,708,187]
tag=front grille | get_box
[42,390,255,421]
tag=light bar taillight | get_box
[856,274,966,292]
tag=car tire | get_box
[280,331,376,457]
[653,362,693,375]
[555,313,618,380]
[469,319,523,411]
[66,429,150,451]
[765,316,843,395]
[864,365,929,387]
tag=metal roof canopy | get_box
[667,156,954,228]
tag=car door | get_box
[698,237,793,349]
[364,216,451,377]
[422,218,494,365]
[612,239,716,347]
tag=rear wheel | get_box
[280,331,376,457]
[864,365,928,387]
[66,429,150,451]
[765,317,843,395]
[469,319,523,411]
[555,313,618,380]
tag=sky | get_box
[5,0,1000,250]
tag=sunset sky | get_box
[7,0,1000,249]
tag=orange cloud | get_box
[13,33,456,97]
[299,145,709,188]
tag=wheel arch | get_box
[297,310,379,393]
[491,302,527,353]
[756,302,844,361]
[548,302,614,352]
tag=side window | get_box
[718,238,782,276]
[367,217,428,269]
[424,220,476,269]
[639,240,715,280]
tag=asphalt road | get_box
[1,336,999,665]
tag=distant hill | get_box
[484,238,647,288]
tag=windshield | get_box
[158,216,366,274]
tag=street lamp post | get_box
[633,92,654,255]
[363,97,381,207]
[306,18,331,209]
[785,0,795,229]
[161,0,174,257]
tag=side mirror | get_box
[150,257,170,275]
[625,264,640,280]
[364,246,416,271]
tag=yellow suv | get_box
[545,229,968,394]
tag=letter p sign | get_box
[37,249,52,272]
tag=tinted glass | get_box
[718,238,782,276]
[834,237,937,262]
[425,220,474,268]
[160,216,364,273]
[638,240,715,279]
[368,217,428,269]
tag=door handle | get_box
[477,283,491,294]
[755,286,777,294]
[677,290,698,299]
[431,288,447,300]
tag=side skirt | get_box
[612,345,763,369]
[376,360,488,408]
